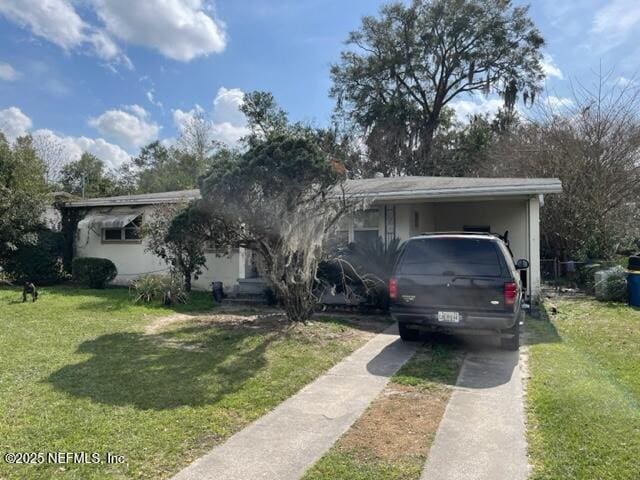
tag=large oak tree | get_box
[331,0,545,176]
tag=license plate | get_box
[437,311,460,323]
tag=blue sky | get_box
[0,0,639,169]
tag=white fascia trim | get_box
[346,183,562,201]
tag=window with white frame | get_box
[102,216,142,243]
[327,216,350,248]
[353,209,379,244]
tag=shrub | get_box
[72,257,117,288]
[1,227,65,285]
[605,269,628,303]
[129,274,188,305]
[317,237,402,311]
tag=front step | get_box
[222,294,266,305]
[237,277,268,295]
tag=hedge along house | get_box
[62,176,562,298]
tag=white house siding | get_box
[72,195,542,297]
[75,205,244,292]
[431,200,529,260]
[355,197,540,298]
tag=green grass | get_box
[303,338,463,480]
[0,286,381,479]
[393,342,463,391]
[527,299,640,480]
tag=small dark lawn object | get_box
[212,281,224,303]
[23,282,38,302]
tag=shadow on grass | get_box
[392,336,464,389]
[525,304,562,346]
[47,321,283,410]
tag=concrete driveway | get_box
[171,324,416,480]
[420,338,527,480]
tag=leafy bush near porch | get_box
[0,227,64,285]
[72,257,117,288]
[130,274,188,305]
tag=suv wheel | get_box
[501,321,520,351]
[398,322,420,341]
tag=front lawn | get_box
[0,286,386,479]
[526,299,640,480]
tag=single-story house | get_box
[62,176,562,299]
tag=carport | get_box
[343,176,563,299]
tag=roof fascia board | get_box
[346,183,562,201]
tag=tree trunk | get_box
[417,116,439,175]
[280,281,316,322]
[266,253,317,323]
[184,271,192,292]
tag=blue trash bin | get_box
[629,272,640,307]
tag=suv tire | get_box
[398,322,420,341]
[501,321,520,351]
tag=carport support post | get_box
[528,196,542,300]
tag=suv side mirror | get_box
[516,259,530,270]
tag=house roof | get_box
[63,176,562,208]
[343,176,562,201]
[64,189,200,207]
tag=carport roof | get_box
[63,176,562,207]
[343,176,562,201]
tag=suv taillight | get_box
[504,282,517,306]
[389,277,398,300]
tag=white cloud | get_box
[592,0,640,48]
[72,136,131,168]
[541,53,563,80]
[93,0,227,61]
[213,87,245,125]
[172,105,204,131]
[0,0,226,66]
[0,0,86,50]
[545,95,574,110]
[449,98,504,123]
[0,0,130,67]
[172,87,249,146]
[0,107,130,169]
[0,61,21,81]
[146,89,163,108]
[33,128,131,169]
[89,105,160,149]
[88,29,132,67]
[0,106,33,140]
[124,104,149,118]
[210,121,250,145]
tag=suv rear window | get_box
[397,237,504,277]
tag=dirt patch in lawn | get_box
[145,309,388,347]
[145,313,197,334]
[337,381,451,462]
[144,309,287,335]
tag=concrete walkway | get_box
[421,346,527,480]
[172,324,416,480]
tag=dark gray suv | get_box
[389,233,528,350]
